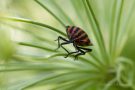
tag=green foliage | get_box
[0,30,15,61]
[0,0,135,90]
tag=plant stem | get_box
[109,0,124,59]
[86,0,106,52]
[1,17,66,36]
[84,0,109,66]
[18,42,55,52]
[52,0,75,25]
[82,0,106,67]
[34,0,66,27]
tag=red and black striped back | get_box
[66,26,93,46]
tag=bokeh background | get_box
[0,0,135,90]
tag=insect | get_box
[55,26,93,60]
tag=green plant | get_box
[0,0,135,90]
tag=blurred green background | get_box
[0,0,135,90]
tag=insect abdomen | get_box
[66,26,92,46]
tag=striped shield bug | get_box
[55,26,93,60]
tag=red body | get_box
[66,26,93,46]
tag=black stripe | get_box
[79,34,87,40]
[71,27,80,38]
[69,26,75,34]
[75,30,84,38]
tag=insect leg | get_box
[64,50,79,58]
[55,36,69,50]
[74,49,85,60]
[77,46,92,52]
[60,41,71,54]
[64,41,80,58]
[74,45,92,60]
